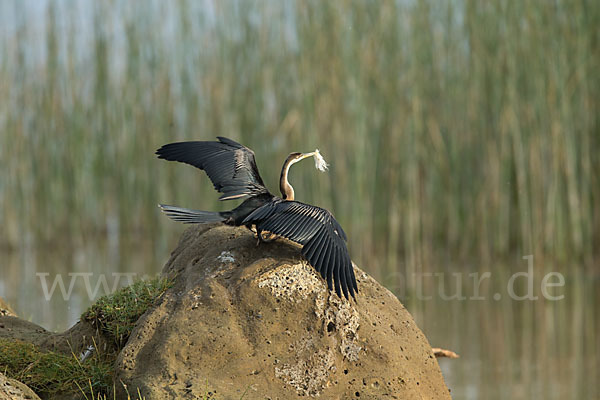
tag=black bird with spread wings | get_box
[156,137,358,300]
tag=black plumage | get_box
[157,137,267,200]
[156,137,358,300]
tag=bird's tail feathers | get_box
[159,204,226,224]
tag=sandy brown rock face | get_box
[0,373,41,400]
[0,317,52,348]
[115,225,450,399]
[0,313,104,359]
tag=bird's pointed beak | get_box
[289,152,315,166]
[298,152,315,160]
[291,150,329,171]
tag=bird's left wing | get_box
[156,137,268,200]
[242,200,357,300]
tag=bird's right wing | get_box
[156,137,269,200]
[242,200,357,300]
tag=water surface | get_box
[1,241,597,400]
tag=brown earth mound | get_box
[115,224,451,399]
[0,372,41,400]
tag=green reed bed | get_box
[0,0,598,279]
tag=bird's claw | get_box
[256,230,276,245]
[260,233,276,242]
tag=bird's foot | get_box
[256,230,276,246]
[260,232,277,242]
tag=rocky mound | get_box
[115,224,450,399]
[0,372,41,400]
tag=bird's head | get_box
[284,150,329,172]
[280,149,329,200]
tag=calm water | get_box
[1,240,597,400]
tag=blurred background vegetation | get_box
[0,1,598,399]
[2,0,598,267]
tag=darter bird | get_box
[156,137,357,300]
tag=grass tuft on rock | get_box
[0,338,112,397]
[0,277,173,399]
[83,277,173,349]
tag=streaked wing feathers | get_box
[156,137,268,200]
[243,200,357,299]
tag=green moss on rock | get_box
[83,277,173,349]
[0,338,112,397]
[0,276,172,399]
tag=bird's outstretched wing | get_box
[242,200,357,300]
[156,137,269,200]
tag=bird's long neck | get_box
[280,160,295,201]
